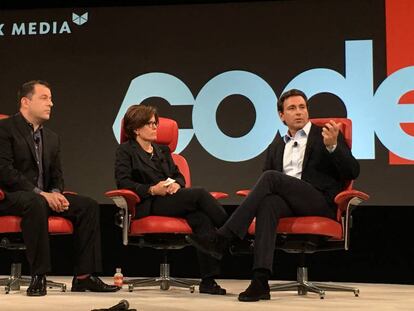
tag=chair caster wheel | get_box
[354,289,359,297]
[62,284,67,292]
[5,286,10,294]
[298,289,307,296]
[160,281,170,291]
[128,284,134,292]
[189,285,195,293]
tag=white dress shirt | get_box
[282,121,312,179]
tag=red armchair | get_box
[0,114,73,293]
[106,117,227,292]
[0,210,73,293]
[237,118,369,299]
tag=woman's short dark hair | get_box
[123,105,159,140]
[277,89,308,112]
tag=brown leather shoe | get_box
[27,275,47,297]
[71,276,120,292]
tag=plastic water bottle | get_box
[114,268,123,287]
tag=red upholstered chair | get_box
[237,118,369,299]
[0,113,73,293]
[105,117,228,292]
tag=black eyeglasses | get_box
[145,121,159,128]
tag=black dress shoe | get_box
[238,280,270,302]
[199,280,226,295]
[185,232,229,260]
[27,275,47,297]
[71,276,120,292]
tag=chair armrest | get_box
[236,189,250,197]
[334,189,369,250]
[334,189,370,213]
[0,189,4,201]
[105,189,141,246]
[63,191,78,195]
[105,189,141,211]
[209,192,229,200]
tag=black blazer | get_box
[115,139,186,218]
[263,123,360,210]
[0,113,63,194]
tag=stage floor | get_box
[1,277,413,310]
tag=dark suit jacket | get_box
[115,139,186,218]
[263,123,360,210]
[0,113,63,198]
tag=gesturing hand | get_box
[322,120,341,148]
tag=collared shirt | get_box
[23,118,45,192]
[282,121,312,179]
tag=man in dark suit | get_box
[0,80,119,296]
[186,89,360,302]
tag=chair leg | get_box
[0,263,66,294]
[312,282,359,296]
[270,267,359,299]
[45,279,67,292]
[0,263,31,293]
[126,262,199,293]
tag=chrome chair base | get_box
[0,263,67,294]
[270,267,359,299]
[125,263,199,292]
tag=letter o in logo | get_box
[193,70,282,162]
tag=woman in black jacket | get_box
[115,105,228,295]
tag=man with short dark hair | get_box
[0,80,119,296]
[186,88,360,302]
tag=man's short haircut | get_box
[123,104,159,140]
[18,80,51,106]
[277,89,308,112]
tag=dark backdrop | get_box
[0,0,402,206]
[1,0,414,285]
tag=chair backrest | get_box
[120,116,191,188]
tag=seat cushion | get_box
[0,216,73,234]
[0,216,22,233]
[130,216,193,235]
[248,216,343,240]
[48,216,74,234]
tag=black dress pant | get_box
[0,191,102,276]
[223,170,335,272]
[149,187,228,278]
